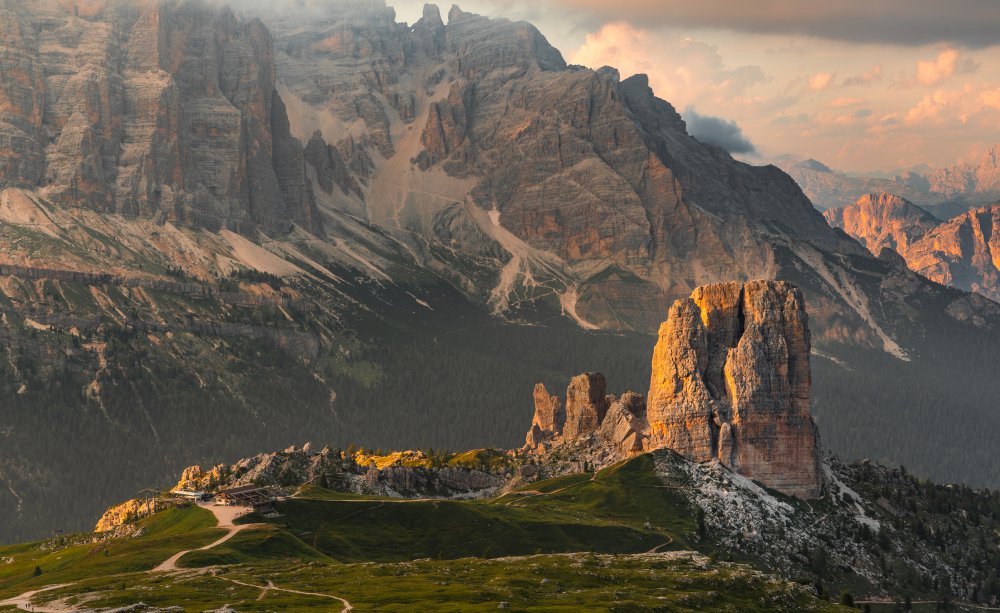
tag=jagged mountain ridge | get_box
[78,284,1000,607]
[826,193,1000,302]
[782,149,1000,215]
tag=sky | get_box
[384,0,1000,173]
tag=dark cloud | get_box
[682,107,757,154]
[551,0,1000,48]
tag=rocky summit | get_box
[646,280,822,499]
[526,280,823,499]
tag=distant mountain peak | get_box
[796,158,833,173]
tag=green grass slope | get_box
[0,505,219,599]
[211,456,692,564]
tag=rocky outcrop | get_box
[525,383,564,449]
[905,205,1000,302]
[524,375,645,458]
[827,196,1000,302]
[824,193,941,258]
[166,445,507,502]
[563,373,608,440]
[596,393,648,455]
[95,498,159,533]
[528,280,823,498]
[646,280,822,498]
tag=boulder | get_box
[596,392,648,455]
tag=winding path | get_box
[153,503,253,572]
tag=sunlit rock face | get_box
[646,280,823,499]
[524,280,823,499]
[827,195,1000,302]
[903,205,1000,303]
[824,192,941,258]
[0,0,318,234]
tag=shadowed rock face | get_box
[0,0,318,234]
[646,280,822,498]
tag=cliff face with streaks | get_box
[646,280,822,498]
[824,193,941,258]
[0,0,318,234]
[905,205,1000,302]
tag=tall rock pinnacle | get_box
[646,280,823,498]
[522,279,824,499]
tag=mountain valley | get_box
[1,0,1000,549]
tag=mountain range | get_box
[780,148,1000,215]
[2,0,1000,545]
[825,193,1000,303]
[2,284,998,610]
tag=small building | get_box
[215,485,273,507]
[172,490,209,502]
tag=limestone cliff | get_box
[824,193,941,258]
[526,280,824,499]
[827,195,1000,302]
[905,205,1000,302]
[0,0,318,234]
[646,280,822,499]
[95,498,158,533]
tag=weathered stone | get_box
[562,373,608,440]
[903,204,1000,303]
[646,280,823,498]
[532,383,563,434]
[0,0,319,235]
[95,498,158,532]
[828,195,1000,302]
[824,192,941,258]
[596,392,648,455]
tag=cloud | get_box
[842,66,883,87]
[682,107,757,154]
[829,97,866,108]
[915,48,979,86]
[570,23,766,111]
[981,87,1000,110]
[904,84,982,125]
[808,72,834,91]
[548,0,1000,48]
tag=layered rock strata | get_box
[0,0,319,234]
[827,195,1000,302]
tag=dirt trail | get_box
[0,585,72,612]
[153,503,254,572]
[222,577,353,611]
[0,503,257,612]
